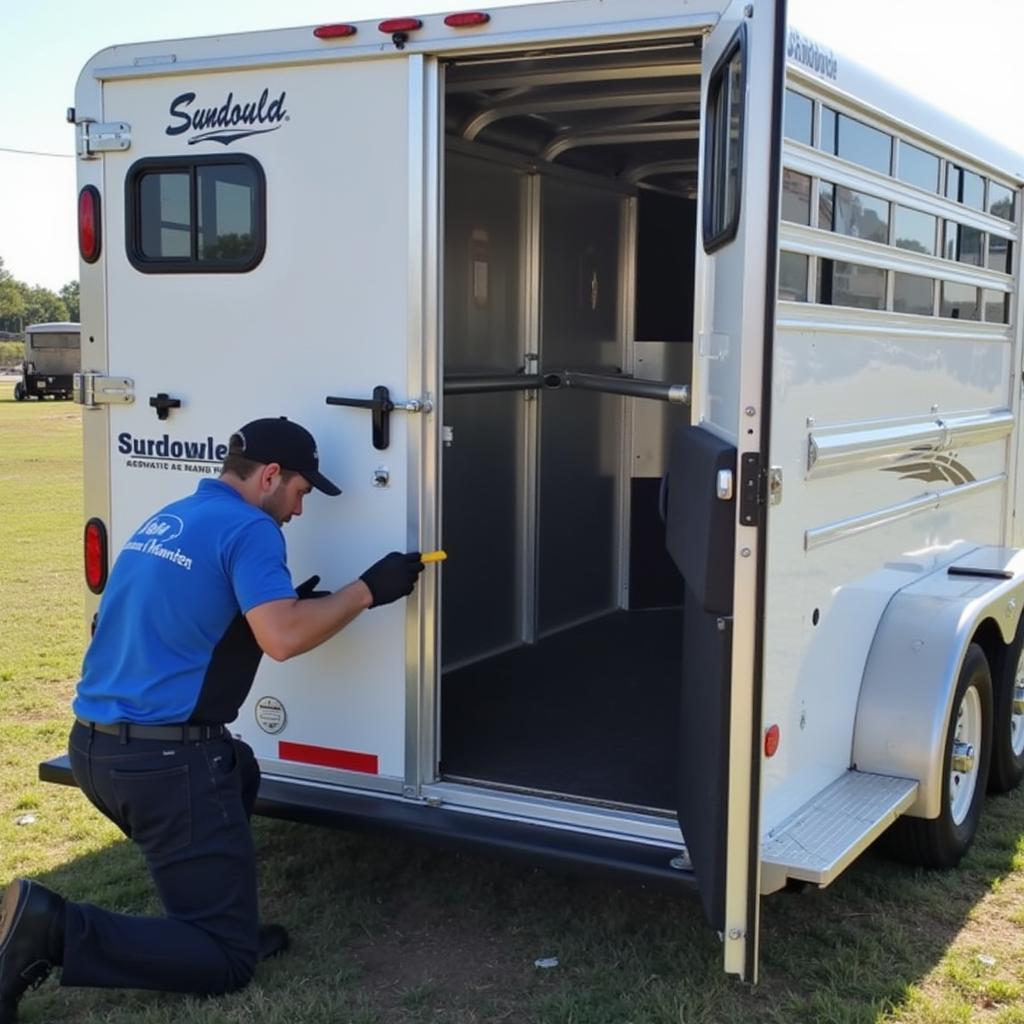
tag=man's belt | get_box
[76,718,226,742]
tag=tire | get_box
[12,381,25,401]
[989,617,1024,793]
[887,643,992,868]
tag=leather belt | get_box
[76,718,226,742]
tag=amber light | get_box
[313,24,357,38]
[379,17,423,33]
[764,724,780,758]
[444,12,490,26]
[84,518,108,594]
[78,186,101,264]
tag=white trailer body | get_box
[45,0,1024,981]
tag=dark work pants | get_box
[63,720,261,994]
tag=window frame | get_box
[702,24,747,254]
[125,154,266,274]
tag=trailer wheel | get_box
[989,618,1024,793]
[13,381,25,401]
[888,643,992,868]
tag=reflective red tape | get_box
[278,741,379,774]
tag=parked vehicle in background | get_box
[14,322,81,400]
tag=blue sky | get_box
[1,0,1021,291]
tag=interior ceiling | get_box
[445,38,703,195]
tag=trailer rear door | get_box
[676,0,785,982]
[95,53,440,797]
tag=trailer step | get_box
[761,771,918,892]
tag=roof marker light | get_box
[379,17,423,33]
[78,186,101,264]
[764,724,780,758]
[444,12,491,27]
[313,24,358,39]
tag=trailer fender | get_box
[852,547,1024,819]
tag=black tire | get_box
[12,381,25,401]
[886,643,992,868]
[989,617,1024,793]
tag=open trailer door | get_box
[70,44,441,799]
[668,0,786,982]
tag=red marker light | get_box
[84,518,109,594]
[379,17,423,33]
[764,724,780,758]
[78,186,101,264]
[313,24,357,39]
[444,12,491,27]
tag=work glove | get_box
[295,574,330,600]
[359,552,424,608]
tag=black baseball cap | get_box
[232,417,341,496]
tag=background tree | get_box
[60,281,80,323]
[23,285,68,326]
[0,258,26,334]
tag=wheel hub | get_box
[951,741,975,774]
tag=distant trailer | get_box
[15,322,81,400]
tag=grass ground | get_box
[1,378,1023,1023]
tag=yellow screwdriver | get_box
[421,550,448,564]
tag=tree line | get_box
[0,256,79,333]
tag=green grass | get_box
[2,376,1024,1023]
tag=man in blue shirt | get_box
[0,417,423,1022]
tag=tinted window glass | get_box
[962,170,985,211]
[782,170,811,224]
[139,172,190,259]
[893,273,934,316]
[946,165,961,202]
[820,108,837,154]
[897,142,939,192]
[990,182,1016,222]
[943,221,958,261]
[941,282,980,320]
[778,251,808,301]
[894,206,937,255]
[818,181,835,229]
[988,235,1012,274]
[983,289,1009,324]
[957,225,984,266]
[818,259,886,310]
[129,157,265,273]
[703,35,745,251]
[30,332,79,349]
[784,89,813,145]
[833,186,889,243]
[824,108,891,175]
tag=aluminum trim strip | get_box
[805,473,1006,550]
[260,760,405,795]
[776,304,1010,343]
[807,411,1014,478]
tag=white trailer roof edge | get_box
[24,322,81,333]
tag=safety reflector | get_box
[84,518,108,594]
[78,186,101,264]
[444,11,490,26]
[764,724,780,758]
[313,24,357,38]
[379,17,423,33]
[279,740,379,774]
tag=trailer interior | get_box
[438,37,704,812]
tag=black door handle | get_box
[149,393,181,421]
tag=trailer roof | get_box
[25,322,81,333]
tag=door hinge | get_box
[77,120,132,159]
[739,452,764,526]
[74,372,135,408]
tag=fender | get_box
[853,546,1024,819]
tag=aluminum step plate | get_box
[762,771,918,889]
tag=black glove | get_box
[295,574,330,600]
[359,552,424,608]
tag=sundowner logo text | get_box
[166,88,288,146]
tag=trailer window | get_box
[946,164,986,212]
[988,235,1012,274]
[893,273,934,316]
[127,155,265,273]
[940,281,980,320]
[29,332,79,349]
[818,259,886,310]
[896,142,939,193]
[783,89,812,146]
[989,182,1016,222]
[983,289,1010,324]
[894,206,937,256]
[778,252,808,301]
[944,222,984,266]
[781,170,811,224]
[820,107,892,176]
[702,26,745,252]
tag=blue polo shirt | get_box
[74,478,297,725]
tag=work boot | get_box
[258,924,289,961]
[0,879,65,1024]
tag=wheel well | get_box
[971,617,1008,697]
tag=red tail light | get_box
[764,724,780,758]
[79,186,101,264]
[313,24,357,38]
[379,17,423,33]
[84,518,108,594]
[444,12,490,27]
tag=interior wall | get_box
[538,179,624,635]
[441,154,525,667]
